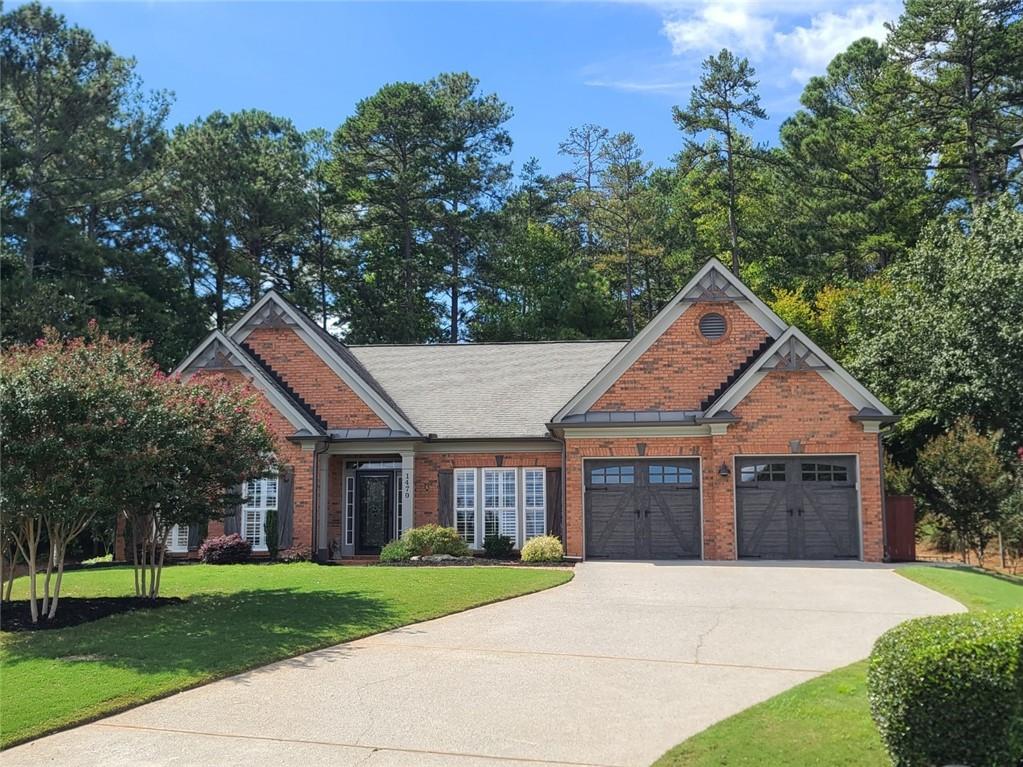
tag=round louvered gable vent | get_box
[699,312,727,340]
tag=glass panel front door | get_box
[357,473,393,553]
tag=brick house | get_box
[160,258,896,562]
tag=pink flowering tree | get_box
[0,325,277,621]
[112,371,278,598]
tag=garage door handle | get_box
[634,509,641,517]
[787,508,794,516]
[643,509,650,517]
[798,508,804,516]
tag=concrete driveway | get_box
[7,562,962,767]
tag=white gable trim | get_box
[705,326,893,417]
[228,292,420,436]
[174,331,325,435]
[551,259,787,422]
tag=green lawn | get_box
[0,563,572,749]
[653,566,1023,767]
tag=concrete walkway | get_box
[7,562,962,767]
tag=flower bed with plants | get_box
[378,527,571,566]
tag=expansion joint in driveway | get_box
[356,640,830,674]
[93,723,626,767]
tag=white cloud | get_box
[662,3,775,55]
[775,2,899,80]
[584,78,690,95]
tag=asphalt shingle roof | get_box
[349,341,626,439]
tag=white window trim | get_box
[345,474,355,547]
[482,468,518,546]
[523,467,546,543]
[454,468,477,547]
[242,476,278,552]
[165,524,189,553]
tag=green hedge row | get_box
[867,609,1023,767]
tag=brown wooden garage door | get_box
[584,459,701,559]
[735,456,859,559]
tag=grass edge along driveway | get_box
[0,563,572,749]
[653,565,1023,767]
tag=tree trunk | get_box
[46,541,67,620]
[724,124,740,275]
[449,249,459,344]
[401,216,414,343]
[130,518,141,597]
[41,536,54,617]
[624,231,635,337]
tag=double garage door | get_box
[585,459,701,559]
[735,456,860,559]
[583,456,860,560]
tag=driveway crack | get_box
[694,610,726,664]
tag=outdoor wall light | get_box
[718,463,731,477]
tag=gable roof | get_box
[350,341,625,439]
[173,331,327,436]
[551,258,787,422]
[227,291,420,435]
[704,326,894,417]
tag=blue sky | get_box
[43,1,904,176]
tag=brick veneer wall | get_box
[592,302,768,411]
[244,326,386,429]
[413,451,563,527]
[565,370,884,561]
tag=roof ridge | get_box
[347,339,629,348]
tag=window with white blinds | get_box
[454,468,476,544]
[523,468,546,541]
[165,524,189,553]
[483,468,517,541]
[243,476,278,551]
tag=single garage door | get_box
[585,459,701,559]
[735,456,859,559]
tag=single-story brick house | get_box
[149,258,897,562]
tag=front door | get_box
[356,472,393,553]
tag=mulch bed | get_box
[1,596,185,633]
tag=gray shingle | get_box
[349,341,626,439]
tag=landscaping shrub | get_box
[379,539,412,563]
[278,545,312,563]
[520,535,564,563]
[867,609,1023,767]
[198,534,252,564]
[401,524,469,557]
[483,534,515,559]
[263,508,280,560]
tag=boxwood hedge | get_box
[867,609,1023,767]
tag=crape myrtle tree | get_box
[113,372,277,599]
[0,326,154,622]
[0,326,277,620]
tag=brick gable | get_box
[244,326,386,430]
[591,302,769,412]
